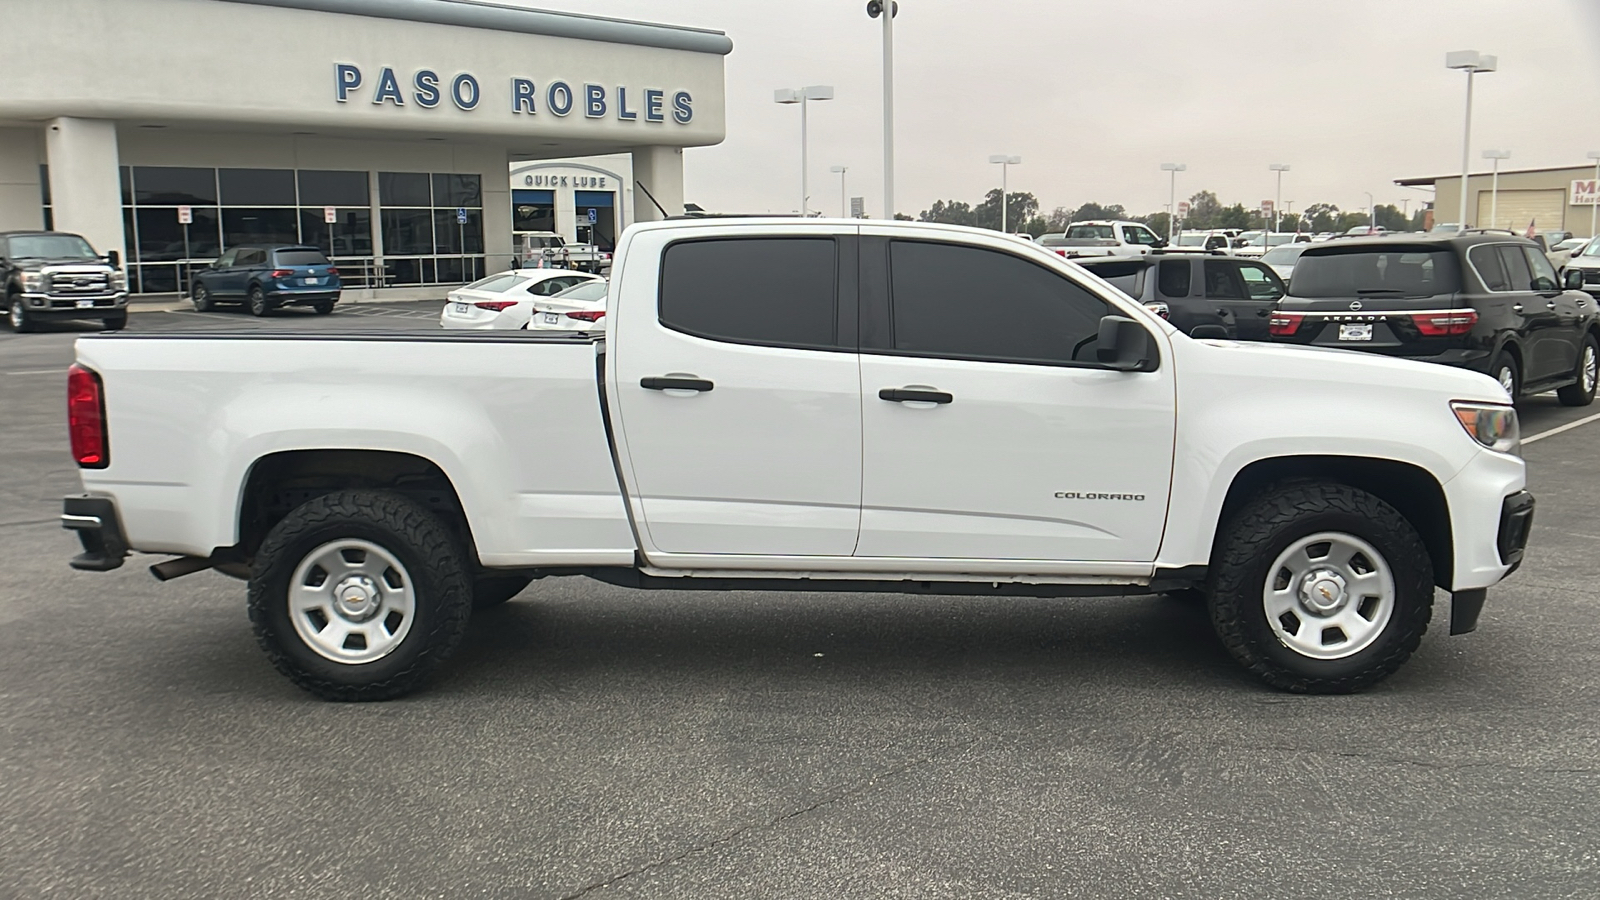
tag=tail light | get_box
[1411,309,1478,336]
[268,269,293,278]
[67,364,108,468]
[1054,249,1067,256]
[326,267,339,276]
[1268,311,1305,336]
[473,301,518,311]
[564,310,605,322]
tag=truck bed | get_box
[74,331,637,567]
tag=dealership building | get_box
[0,0,729,296]
[1398,163,1600,237]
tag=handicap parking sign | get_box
[587,208,598,223]
[456,207,468,224]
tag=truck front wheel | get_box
[248,490,473,701]
[1208,483,1433,693]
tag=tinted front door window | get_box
[888,241,1109,365]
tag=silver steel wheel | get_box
[1263,531,1395,661]
[287,538,416,665]
[9,299,23,328]
[1583,344,1597,394]
[1496,365,1516,396]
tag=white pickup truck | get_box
[1041,220,1168,259]
[61,218,1533,701]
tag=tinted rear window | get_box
[1157,259,1192,296]
[274,249,331,266]
[1066,225,1115,240]
[659,238,838,349]
[1290,249,1459,297]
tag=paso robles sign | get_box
[333,63,694,125]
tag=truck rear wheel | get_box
[248,490,472,701]
[1208,482,1433,693]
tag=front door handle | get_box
[641,376,713,392]
[879,387,953,404]
[1512,304,1524,313]
[1548,301,1559,309]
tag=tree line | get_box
[914,188,1428,235]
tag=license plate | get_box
[304,277,320,285]
[76,299,95,309]
[543,312,560,324]
[1338,323,1373,341]
[452,302,470,314]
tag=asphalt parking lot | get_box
[3,305,1598,899]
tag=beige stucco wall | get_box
[1431,166,1599,236]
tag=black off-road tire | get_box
[9,295,35,333]
[248,490,473,701]
[1557,334,1598,407]
[192,282,214,312]
[1489,350,1520,402]
[101,312,127,331]
[248,284,272,317]
[1207,482,1434,694]
[472,575,533,610]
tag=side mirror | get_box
[106,249,120,269]
[1152,238,1169,249]
[1096,315,1158,371]
[509,257,521,270]
[1565,268,1585,291]
[1190,324,1230,340]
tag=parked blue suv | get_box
[190,244,341,316]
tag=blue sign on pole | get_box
[456,207,468,224]
[587,208,598,223]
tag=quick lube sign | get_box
[334,64,694,124]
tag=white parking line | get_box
[1523,411,1600,446]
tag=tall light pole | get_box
[989,155,1021,232]
[774,85,834,216]
[830,165,848,217]
[1446,50,1497,229]
[1161,162,1186,240]
[868,1,897,219]
[1269,163,1290,233]
[1364,191,1375,229]
[1482,149,1510,229]
[1588,150,1600,238]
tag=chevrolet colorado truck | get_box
[60,218,1534,701]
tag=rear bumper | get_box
[61,494,129,571]
[264,288,340,305]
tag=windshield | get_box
[274,250,331,266]
[1582,238,1600,259]
[1066,225,1116,240]
[1261,244,1307,264]
[1177,234,1208,246]
[551,280,609,302]
[8,234,98,260]
[1291,249,1460,297]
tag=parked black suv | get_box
[1269,233,1597,405]
[1076,252,1287,340]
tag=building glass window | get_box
[512,189,555,233]
[378,171,485,286]
[222,208,299,247]
[132,166,217,205]
[40,165,51,230]
[298,170,369,207]
[219,168,296,206]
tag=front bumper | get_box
[61,494,128,571]
[22,292,128,315]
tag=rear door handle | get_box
[879,387,953,404]
[641,376,713,392]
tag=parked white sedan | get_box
[439,269,601,330]
[523,279,609,332]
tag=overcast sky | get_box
[521,0,1600,220]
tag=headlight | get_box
[21,271,45,291]
[110,271,126,291]
[1451,402,1519,455]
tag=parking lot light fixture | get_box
[1269,164,1290,232]
[829,165,848,217]
[989,155,1021,232]
[775,85,834,216]
[1364,191,1376,229]
[1446,51,1496,229]
[1483,149,1511,229]
[1587,150,1600,238]
[1161,163,1186,240]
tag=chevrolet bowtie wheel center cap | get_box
[334,575,382,620]
[1298,568,1349,616]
